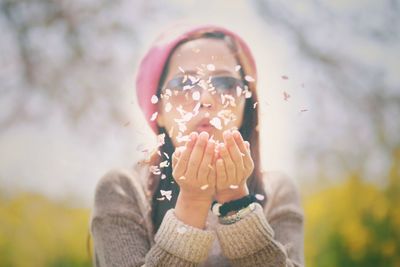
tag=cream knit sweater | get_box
[89,163,304,267]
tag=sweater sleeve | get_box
[215,172,304,267]
[90,169,215,267]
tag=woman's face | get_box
[156,38,248,148]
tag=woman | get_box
[90,24,304,267]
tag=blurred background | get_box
[0,0,399,266]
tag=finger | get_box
[173,132,197,179]
[218,143,237,186]
[185,131,209,179]
[216,158,227,189]
[172,151,179,170]
[223,130,244,176]
[198,140,215,185]
[172,147,184,170]
[244,141,250,151]
[207,159,216,189]
[233,131,253,172]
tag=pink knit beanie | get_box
[135,23,257,134]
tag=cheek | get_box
[227,100,246,128]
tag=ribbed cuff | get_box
[154,209,215,263]
[215,202,276,259]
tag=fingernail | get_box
[190,132,198,140]
[199,131,209,141]
[233,130,240,139]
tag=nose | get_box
[199,87,216,108]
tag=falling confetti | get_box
[150,112,158,121]
[229,185,239,189]
[210,117,222,130]
[151,95,158,104]
[245,75,255,82]
[283,91,291,101]
[235,65,241,72]
[160,190,172,201]
[178,66,185,73]
[165,102,172,112]
[236,86,243,97]
[150,166,161,175]
[218,109,237,126]
[123,121,130,127]
[177,226,188,234]
[282,75,289,80]
[255,194,265,201]
[200,184,209,190]
[164,89,172,97]
[160,160,170,168]
[161,174,166,180]
[156,197,165,201]
[253,102,258,109]
[300,109,308,113]
[207,64,215,71]
[244,91,252,99]
[188,75,200,84]
[193,102,201,115]
[178,176,186,180]
[136,143,145,151]
[157,133,166,147]
[163,152,170,159]
[192,91,201,101]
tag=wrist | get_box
[175,192,212,229]
[178,191,213,205]
[215,185,249,204]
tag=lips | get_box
[196,118,213,132]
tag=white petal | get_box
[192,91,200,101]
[210,117,222,130]
[245,75,255,82]
[206,64,215,71]
[200,184,209,190]
[165,102,172,112]
[177,226,188,234]
[151,95,158,104]
[255,194,265,201]
[150,112,158,121]
[236,86,242,97]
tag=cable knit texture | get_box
[89,165,304,267]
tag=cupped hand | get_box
[171,131,216,203]
[172,130,254,204]
[213,130,254,203]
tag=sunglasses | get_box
[162,75,246,98]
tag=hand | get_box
[172,131,216,203]
[214,130,254,203]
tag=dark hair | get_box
[147,31,267,234]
